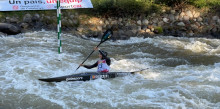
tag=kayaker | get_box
[80,47,111,73]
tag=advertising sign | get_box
[0,0,93,11]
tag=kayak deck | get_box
[39,72,135,82]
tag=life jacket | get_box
[97,59,110,73]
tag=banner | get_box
[0,0,93,11]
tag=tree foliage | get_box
[89,0,220,17]
[91,0,161,17]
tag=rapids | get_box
[0,31,220,109]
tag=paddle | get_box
[131,68,149,74]
[75,30,113,71]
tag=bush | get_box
[188,0,220,8]
[91,0,115,15]
[155,0,220,8]
[83,0,219,17]
[155,0,188,6]
[90,0,161,17]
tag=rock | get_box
[184,20,191,26]
[180,12,185,17]
[137,20,141,26]
[152,23,157,26]
[147,25,153,29]
[75,12,79,17]
[124,30,135,36]
[197,17,203,22]
[175,15,180,20]
[212,16,219,21]
[146,29,151,33]
[211,27,217,33]
[186,10,193,18]
[0,23,21,35]
[5,17,10,23]
[77,26,84,32]
[183,16,190,21]
[163,18,169,23]
[97,26,102,31]
[152,13,156,16]
[217,19,220,24]
[73,19,78,25]
[118,30,124,35]
[120,35,130,40]
[168,14,175,21]
[162,9,166,13]
[192,10,196,16]
[132,29,138,35]
[142,25,148,30]
[195,22,201,27]
[90,31,101,38]
[163,14,168,18]
[10,17,19,23]
[20,23,29,29]
[137,26,142,31]
[203,18,209,24]
[193,19,197,21]
[32,13,40,22]
[111,31,119,41]
[111,20,117,25]
[105,20,110,25]
[188,31,194,37]
[70,15,74,19]
[177,22,185,26]
[150,27,154,32]
[152,18,158,23]
[170,10,176,14]
[23,13,32,23]
[61,19,68,26]
[68,19,73,25]
[100,20,104,25]
[118,18,123,22]
[191,24,198,30]
[179,16,183,21]
[194,12,200,18]
[158,21,164,26]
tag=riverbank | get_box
[0,5,220,40]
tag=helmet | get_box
[99,50,108,57]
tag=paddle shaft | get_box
[131,68,149,73]
[75,42,102,71]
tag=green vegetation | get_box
[154,26,163,34]
[0,0,219,19]
[0,10,56,20]
[88,0,220,16]
[190,0,220,8]
[90,0,161,17]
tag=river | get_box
[0,31,220,109]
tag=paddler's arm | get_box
[80,61,98,69]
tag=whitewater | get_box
[0,31,220,109]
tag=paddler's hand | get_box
[80,64,84,66]
[94,47,100,51]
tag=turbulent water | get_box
[0,31,220,109]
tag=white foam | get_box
[1,31,220,108]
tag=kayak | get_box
[39,72,135,82]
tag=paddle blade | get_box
[101,29,113,43]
